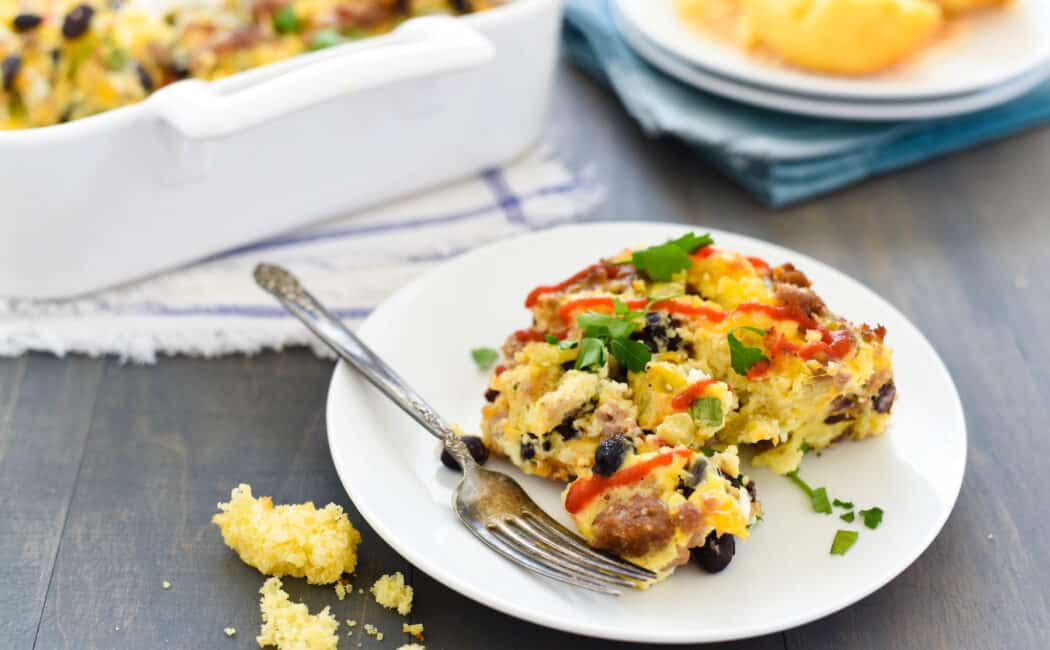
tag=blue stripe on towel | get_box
[209,178,585,261]
[481,168,527,224]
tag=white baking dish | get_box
[0,0,562,299]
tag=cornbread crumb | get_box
[224,627,237,637]
[397,644,426,650]
[345,619,357,627]
[377,633,384,641]
[334,582,351,601]
[364,624,378,636]
[402,623,424,640]
[357,588,363,594]
[162,580,172,590]
[257,577,339,650]
[212,484,361,585]
[371,572,413,615]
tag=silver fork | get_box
[254,263,657,594]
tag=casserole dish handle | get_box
[148,16,494,140]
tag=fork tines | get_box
[475,512,658,595]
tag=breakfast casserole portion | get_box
[1,0,495,129]
[476,231,895,575]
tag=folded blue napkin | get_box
[563,0,1050,207]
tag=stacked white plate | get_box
[613,0,1050,121]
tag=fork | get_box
[254,263,657,594]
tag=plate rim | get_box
[615,10,1050,121]
[613,0,1050,101]
[325,221,968,643]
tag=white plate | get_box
[326,222,966,643]
[614,0,1050,101]
[616,11,1050,121]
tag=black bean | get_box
[450,0,474,12]
[745,479,757,502]
[592,434,629,476]
[542,439,552,452]
[2,54,21,92]
[520,438,536,461]
[483,388,499,402]
[553,414,578,441]
[824,413,854,424]
[632,311,683,353]
[51,49,61,64]
[440,435,488,471]
[62,4,95,39]
[691,532,735,573]
[13,14,43,32]
[135,62,153,91]
[560,360,575,372]
[682,457,707,490]
[873,381,896,414]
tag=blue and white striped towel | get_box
[0,148,602,363]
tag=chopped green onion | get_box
[831,530,859,555]
[690,396,723,427]
[272,6,302,34]
[308,28,344,50]
[470,347,499,370]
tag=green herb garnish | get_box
[630,232,713,281]
[559,340,578,350]
[272,5,302,33]
[727,326,768,376]
[786,470,832,514]
[833,498,854,509]
[840,511,855,523]
[573,299,651,373]
[690,396,723,427]
[800,441,812,455]
[104,48,128,70]
[545,334,559,344]
[308,28,344,50]
[574,337,606,371]
[470,347,499,370]
[700,447,716,457]
[830,530,859,555]
[859,507,884,529]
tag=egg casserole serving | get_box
[0,0,495,129]
[475,232,895,578]
[675,0,1009,75]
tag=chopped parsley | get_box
[727,327,768,376]
[830,530,859,555]
[700,447,716,457]
[545,334,558,344]
[786,470,832,514]
[574,337,606,371]
[840,511,855,523]
[833,499,854,509]
[470,347,499,370]
[690,396,723,427]
[546,334,578,350]
[574,298,651,373]
[859,507,884,529]
[630,232,714,281]
[800,441,812,455]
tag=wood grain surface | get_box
[3,60,1049,649]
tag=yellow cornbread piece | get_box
[402,622,425,640]
[257,577,339,650]
[743,0,943,75]
[371,572,414,616]
[212,484,361,585]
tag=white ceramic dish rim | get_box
[616,11,1050,122]
[325,222,968,643]
[614,0,1050,101]
[0,0,534,143]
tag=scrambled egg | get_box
[676,0,1008,75]
[1,0,494,129]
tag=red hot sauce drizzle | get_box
[564,448,693,514]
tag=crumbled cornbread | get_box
[364,624,377,636]
[257,577,339,650]
[212,484,361,585]
[397,644,426,650]
[371,572,413,616]
[345,620,357,628]
[334,582,350,601]
[224,627,237,637]
[402,623,424,640]
[162,580,172,590]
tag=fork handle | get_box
[253,263,476,469]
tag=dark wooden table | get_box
[4,59,1050,650]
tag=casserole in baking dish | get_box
[0,0,561,298]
